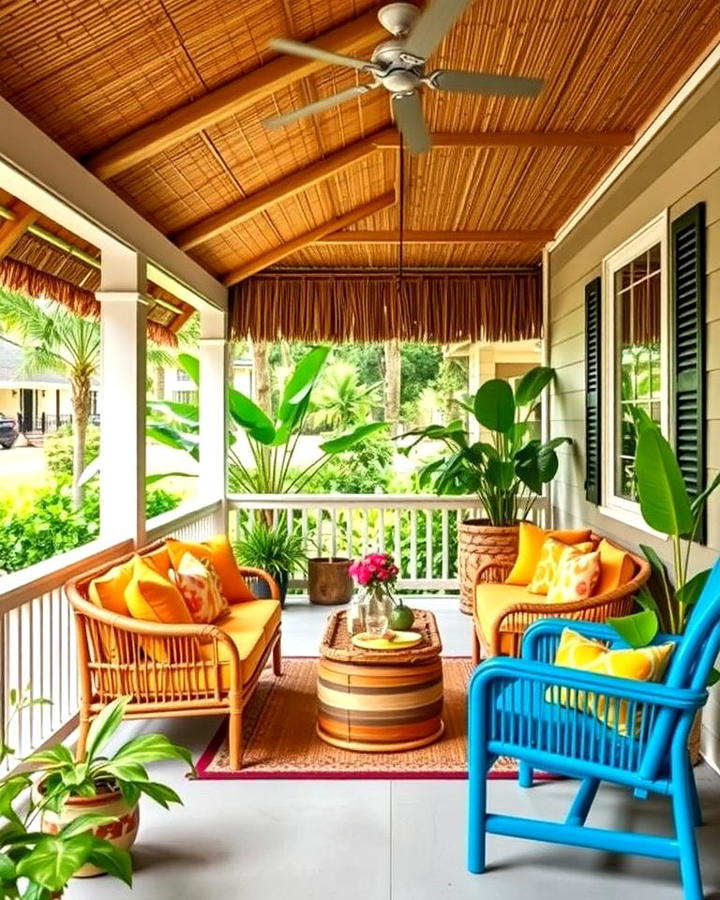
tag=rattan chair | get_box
[471,533,650,662]
[65,541,282,771]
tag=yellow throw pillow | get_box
[166,535,255,603]
[170,551,229,624]
[505,523,593,586]
[88,558,135,616]
[547,627,675,736]
[594,539,636,596]
[125,556,193,626]
[547,550,601,604]
[528,538,595,595]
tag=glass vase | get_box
[348,592,367,635]
[364,588,394,636]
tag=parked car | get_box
[0,413,18,449]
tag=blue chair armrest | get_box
[469,655,706,712]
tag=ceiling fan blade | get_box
[263,83,378,130]
[269,37,375,73]
[402,0,474,62]
[430,69,544,98]
[391,92,431,156]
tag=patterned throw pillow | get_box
[546,627,675,736]
[170,552,229,624]
[546,550,601,604]
[528,537,595,595]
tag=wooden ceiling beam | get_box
[319,229,556,244]
[373,131,635,149]
[0,200,39,259]
[85,11,387,181]
[174,128,395,251]
[222,191,396,286]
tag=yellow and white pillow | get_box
[170,552,229,624]
[546,550,601,604]
[528,537,594,595]
[547,627,674,736]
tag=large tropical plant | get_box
[147,346,387,494]
[608,409,720,650]
[401,366,570,526]
[0,290,173,508]
[309,361,382,431]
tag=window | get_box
[176,367,190,382]
[601,213,669,527]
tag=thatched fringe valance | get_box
[0,258,178,347]
[230,270,542,344]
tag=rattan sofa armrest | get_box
[238,566,281,601]
[474,560,514,587]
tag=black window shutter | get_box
[672,202,706,542]
[584,276,602,504]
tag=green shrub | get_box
[0,479,181,574]
[44,425,100,476]
[305,435,395,494]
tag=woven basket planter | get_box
[458,519,519,616]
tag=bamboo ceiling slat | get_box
[0,0,718,277]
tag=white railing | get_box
[227,494,549,593]
[0,499,223,773]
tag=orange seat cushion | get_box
[88,558,135,616]
[505,522,593,586]
[165,535,255,604]
[214,598,281,644]
[594,539,636,596]
[475,582,546,655]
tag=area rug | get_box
[196,658,537,781]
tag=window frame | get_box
[599,211,670,532]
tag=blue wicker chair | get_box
[467,558,720,899]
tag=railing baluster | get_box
[441,509,449,581]
[330,508,337,558]
[409,509,418,581]
[425,510,433,582]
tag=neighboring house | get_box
[446,339,543,440]
[160,358,253,405]
[0,334,99,433]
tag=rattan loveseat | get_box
[65,539,282,771]
[471,532,650,662]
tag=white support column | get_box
[199,305,228,532]
[97,246,148,546]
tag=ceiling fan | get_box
[263,1,544,156]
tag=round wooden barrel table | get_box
[316,609,444,752]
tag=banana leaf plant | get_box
[608,409,720,664]
[400,366,570,526]
[147,346,387,494]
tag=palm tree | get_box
[0,290,174,509]
[310,361,381,432]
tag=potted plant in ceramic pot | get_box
[27,695,194,878]
[607,409,720,761]
[233,519,307,605]
[1,687,133,897]
[401,367,571,614]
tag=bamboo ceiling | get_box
[0,0,718,286]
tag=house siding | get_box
[547,68,720,767]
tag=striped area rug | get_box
[196,657,525,780]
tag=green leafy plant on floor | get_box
[401,367,570,526]
[233,519,307,599]
[0,688,133,898]
[147,346,387,495]
[608,410,720,664]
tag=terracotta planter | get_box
[308,557,353,606]
[457,519,519,616]
[36,783,139,878]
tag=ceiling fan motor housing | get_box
[372,39,424,93]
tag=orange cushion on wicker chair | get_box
[528,537,595,595]
[505,522,593,586]
[125,556,193,626]
[546,550,601,603]
[88,558,135,616]
[166,535,255,604]
[170,551,230,624]
[594,539,636,596]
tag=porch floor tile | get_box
[66,597,720,900]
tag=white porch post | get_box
[97,246,148,546]
[199,304,228,533]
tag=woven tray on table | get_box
[319,609,443,664]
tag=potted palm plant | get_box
[402,367,570,614]
[607,409,720,761]
[27,695,194,878]
[233,519,307,605]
